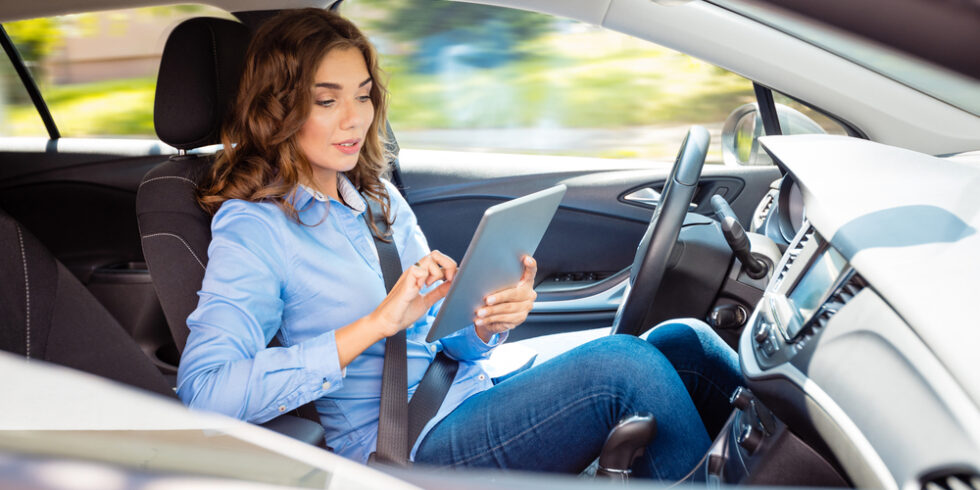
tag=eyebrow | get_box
[314,77,373,90]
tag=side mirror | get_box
[721,103,826,166]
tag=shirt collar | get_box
[292,173,366,214]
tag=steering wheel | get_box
[611,126,710,336]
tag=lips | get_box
[333,139,361,155]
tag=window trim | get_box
[0,24,60,139]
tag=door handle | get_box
[624,188,697,210]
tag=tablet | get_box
[426,184,567,342]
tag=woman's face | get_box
[297,46,375,186]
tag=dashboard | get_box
[735,135,980,490]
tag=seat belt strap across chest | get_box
[367,194,458,466]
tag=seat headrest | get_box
[154,17,251,150]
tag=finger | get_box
[519,255,537,286]
[422,281,452,309]
[397,261,425,288]
[428,250,458,282]
[423,259,445,286]
[476,312,527,330]
[475,300,526,319]
[484,285,536,306]
[415,255,447,286]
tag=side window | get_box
[0,42,47,136]
[342,0,756,164]
[3,5,233,139]
[772,91,851,136]
[723,90,855,166]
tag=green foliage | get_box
[6,77,156,137]
[4,18,63,62]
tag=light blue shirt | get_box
[176,176,504,463]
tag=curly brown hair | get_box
[198,8,393,237]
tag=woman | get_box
[177,8,742,480]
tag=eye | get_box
[315,99,335,108]
[357,95,372,103]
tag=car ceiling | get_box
[739,0,980,81]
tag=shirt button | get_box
[429,345,437,353]
[478,374,486,381]
[322,381,332,390]
[278,405,287,413]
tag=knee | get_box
[644,319,737,372]
[585,335,678,383]
[642,318,714,342]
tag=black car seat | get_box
[0,208,175,399]
[136,17,326,446]
[0,206,323,445]
[137,17,248,353]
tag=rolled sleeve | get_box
[300,329,346,394]
[440,324,507,361]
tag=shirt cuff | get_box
[441,324,507,361]
[301,329,345,396]
[470,323,508,348]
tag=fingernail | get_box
[486,296,495,305]
[477,309,487,317]
[475,319,484,326]
[525,257,533,265]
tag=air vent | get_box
[922,473,980,490]
[776,226,815,287]
[753,190,777,229]
[810,271,866,331]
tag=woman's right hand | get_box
[370,250,458,337]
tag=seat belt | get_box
[367,194,459,466]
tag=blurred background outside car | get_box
[0,0,844,163]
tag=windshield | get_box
[708,0,980,117]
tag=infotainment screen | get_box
[785,247,847,338]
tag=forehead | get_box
[314,47,370,85]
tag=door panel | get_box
[0,142,178,372]
[400,151,781,339]
[0,148,168,278]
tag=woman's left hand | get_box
[474,255,537,342]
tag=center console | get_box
[750,226,865,371]
[688,222,864,487]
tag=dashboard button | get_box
[737,421,764,454]
[762,339,778,356]
[754,322,771,343]
[729,386,753,411]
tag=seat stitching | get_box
[142,233,205,270]
[16,225,30,360]
[138,175,196,189]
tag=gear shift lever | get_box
[710,196,768,279]
[596,413,657,481]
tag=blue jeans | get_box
[414,320,742,480]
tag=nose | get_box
[339,98,364,130]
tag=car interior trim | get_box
[532,272,627,313]
[752,83,783,137]
[739,305,896,490]
[0,26,59,139]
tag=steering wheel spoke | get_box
[612,126,710,336]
